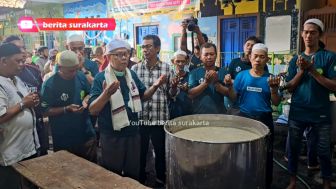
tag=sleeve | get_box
[228,60,236,78]
[218,68,227,85]
[188,69,198,88]
[40,81,54,112]
[327,53,336,79]
[0,87,8,117]
[85,60,99,77]
[233,72,242,95]
[80,72,91,94]
[88,74,104,106]
[286,55,299,82]
[131,70,147,97]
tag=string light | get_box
[0,0,26,9]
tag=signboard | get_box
[108,0,194,18]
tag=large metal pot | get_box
[165,114,270,189]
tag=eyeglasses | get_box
[110,52,130,59]
[70,46,84,52]
[141,44,153,50]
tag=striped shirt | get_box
[131,60,171,125]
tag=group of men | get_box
[0,17,335,189]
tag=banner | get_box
[18,17,116,32]
[108,0,195,18]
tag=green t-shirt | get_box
[41,72,95,149]
[286,49,336,123]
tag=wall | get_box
[222,0,259,16]
[63,0,108,46]
[113,15,217,62]
[2,3,64,51]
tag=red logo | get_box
[18,17,39,32]
[18,17,116,32]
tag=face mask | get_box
[113,69,125,76]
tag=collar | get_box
[143,59,162,71]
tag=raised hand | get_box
[296,55,314,70]
[205,70,218,84]
[103,80,120,97]
[268,75,281,89]
[153,74,167,88]
[224,74,233,87]
[22,93,40,108]
[170,77,179,89]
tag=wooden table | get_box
[13,151,148,189]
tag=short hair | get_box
[143,35,161,48]
[200,43,217,54]
[38,46,48,53]
[93,46,104,56]
[245,36,262,44]
[0,43,23,58]
[202,33,208,43]
[195,45,200,51]
[2,35,22,43]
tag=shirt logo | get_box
[235,66,241,73]
[199,78,204,84]
[60,93,69,101]
[316,68,323,75]
[247,86,262,92]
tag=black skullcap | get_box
[0,43,23,58]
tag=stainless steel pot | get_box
[165,114,270,189]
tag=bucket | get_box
[165,114,270,189]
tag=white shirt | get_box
[0,76,40,166]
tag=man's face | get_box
[142,39,159,60]
[200,46,216,67]
[42,49,49,58]
[68,41,85,65]
[250,50,268,69]
[172,54,188,71]
[59,65,79,80]
[243,40,256,56]
[1,53,25,77]
[301,24,320,48]
[108,48,130,72]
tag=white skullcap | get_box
[105,39,131,55]
[66,34,84,44]
[304,18,324,32]
[171,49,187,60]
[252,43,268,54]
[58,50,79,67]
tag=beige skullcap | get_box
[304,18,324,32]
[252,43,268,54]
[171,49,188,60]
[105,39,131,55]
[58,50,79,67]
[66,34,84,44]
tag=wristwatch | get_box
[19,102,25,110]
